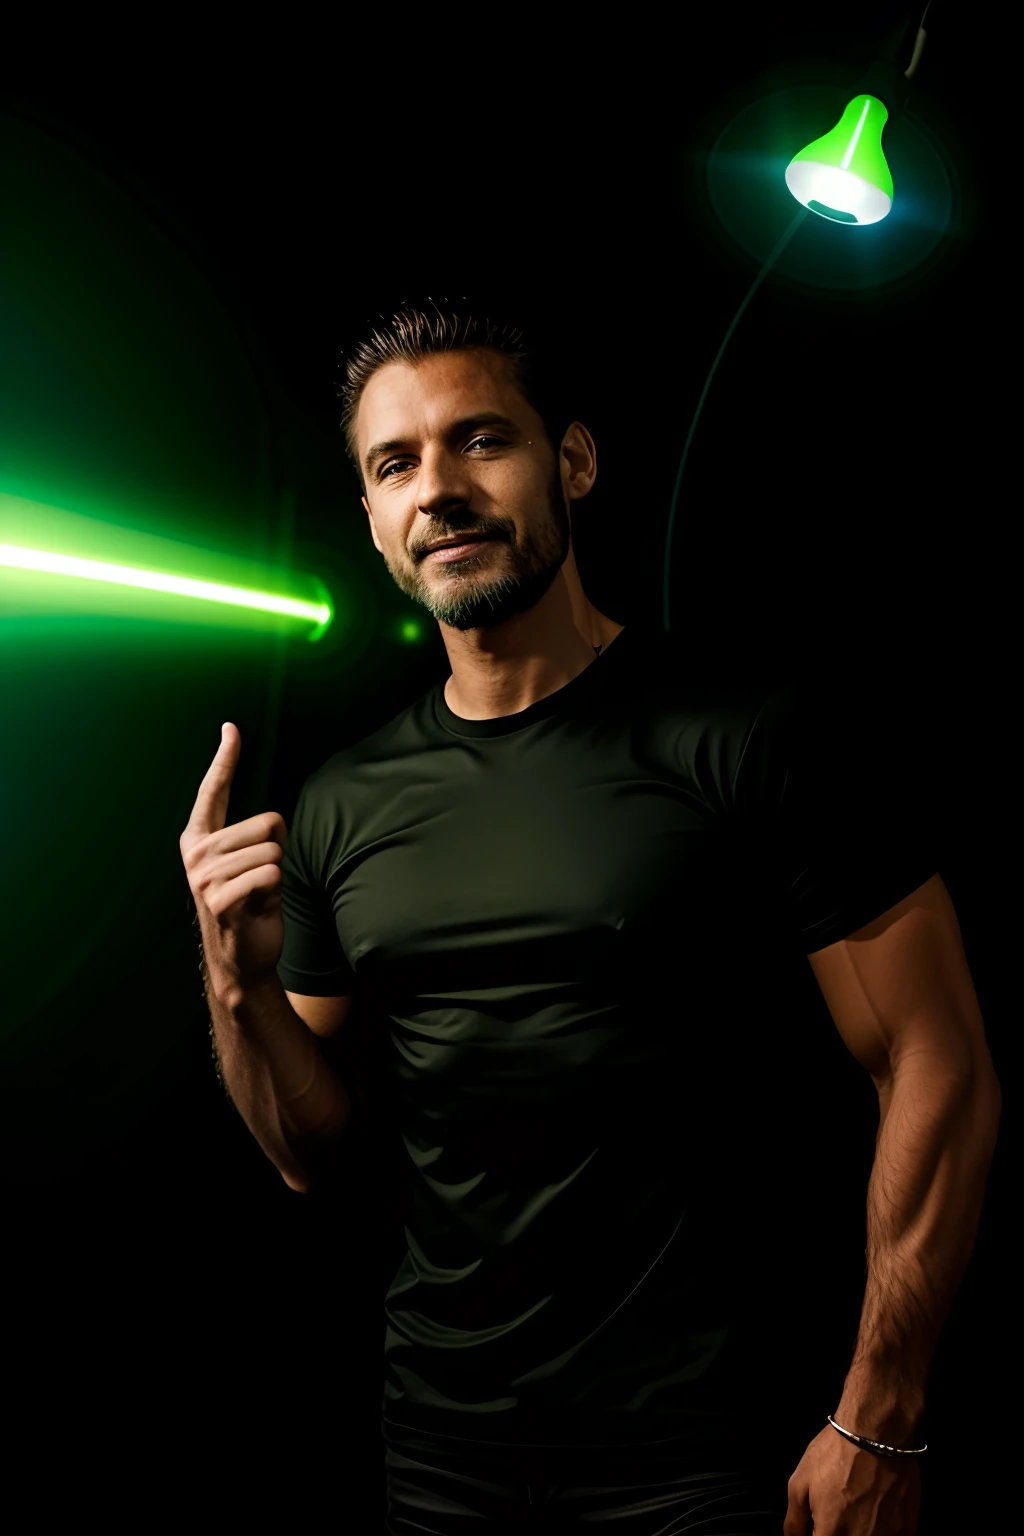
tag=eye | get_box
[379,458,415,480]
[467,435,506,452]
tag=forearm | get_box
[837,1047,1001,1440]
[204,956,354,1194]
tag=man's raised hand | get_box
[179,722,288,1004]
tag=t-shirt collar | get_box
[432,627,634,740]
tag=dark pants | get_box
[384,1429,784,1532]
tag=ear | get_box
[559,423,597,501]
[363,495,385,556]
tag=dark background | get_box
[2,6,1009,1527]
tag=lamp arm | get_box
[661,208,808,633]
[863,4,933,110]
[904,5,931,80]
[876,4,933,70]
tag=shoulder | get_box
[305,680,443,789]
[287,681,444,845]
[617,627,803,812]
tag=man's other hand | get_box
[784,1425,921,1535]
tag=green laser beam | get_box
[0,542,333,636]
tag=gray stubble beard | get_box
[385,467,572,632]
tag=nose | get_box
[416,445,473,520]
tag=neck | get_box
[440,548,623,721]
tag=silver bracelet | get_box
[827,1414,928,1458]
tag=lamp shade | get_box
[785,93,894,225]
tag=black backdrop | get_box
[2,7,1010,1528]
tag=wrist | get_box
[221,971,287,1026]
[835,1362,926,1445]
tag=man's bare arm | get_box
[180,721,356,1195]
[203,946,355,1194]
[808,872,1000,1438]
[784,872,1001,1535]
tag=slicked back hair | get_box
[338,301,569,485]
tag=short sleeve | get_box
[276,778,356,997]
[732,681,939,954]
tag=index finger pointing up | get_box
[186,722,241,839]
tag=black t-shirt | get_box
[276,623,936,1460]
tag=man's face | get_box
[355,348,571,631]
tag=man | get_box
[180,302,1000,1534]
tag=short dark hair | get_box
[337,299,570,479]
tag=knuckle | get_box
[184,842,206,873]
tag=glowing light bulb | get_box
[785,93,894,225]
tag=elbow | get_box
[974,1055,1002,1153]
[956,1044,1002,1161]
[280,1166,313,1195]
[902,1043,1002,1159]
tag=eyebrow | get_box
[364,413,521,477]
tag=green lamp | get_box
[785,93,893,224]
[785,4,931,225]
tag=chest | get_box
[328,747,751,1010]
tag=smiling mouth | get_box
[425,537,498,562]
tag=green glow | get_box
[400,619,423,642]
[785,94,894,225]
[0,530,333,641]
